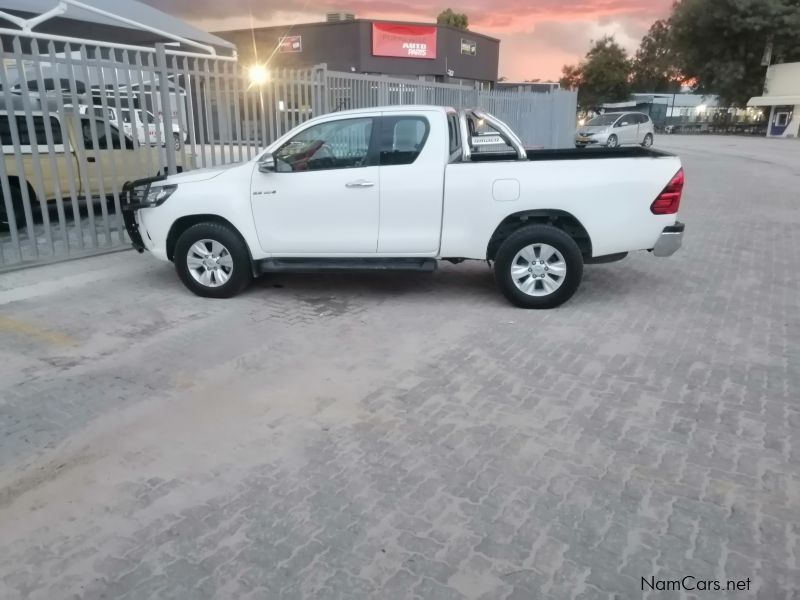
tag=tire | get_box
[173,132,181,150]
[606,134,619,149]
[174,222,252,298]
[494,224,584,309]
[642,133,654,147]
[0,184,26,231]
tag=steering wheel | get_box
[311,142,334,160]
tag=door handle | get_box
[345,180,374,188]
[87,156,96,163]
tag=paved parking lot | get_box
[0,135,798,599]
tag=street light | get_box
[248,64,270,87]
[247,64,269,147]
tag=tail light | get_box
[651,168,684,215]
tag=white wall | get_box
[764,63,800,96]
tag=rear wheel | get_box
[642,133,654,147]
[494,225,584,309]
[606,134,619,148]
[0,184,26,231]
[174,222,252,298]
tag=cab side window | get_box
[92,107,114,121]
[447,114,460,156]
[81,118,125,150]
[0,115,63,147]
[274,117,373,172]
[378,117,429,166]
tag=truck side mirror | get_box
[258,152,276,173]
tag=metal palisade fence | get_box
[0,33,577,270]
[324,70,577,150]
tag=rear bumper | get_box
[652,221,685,257]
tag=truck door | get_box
[375,114,443,254]
[79,117,135,198]
[251,115,380,254]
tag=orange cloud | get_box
[146,0,673,80]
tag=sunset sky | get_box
[145,0,674,81]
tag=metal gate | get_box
[0,32,326,270]
[0,31,576,271]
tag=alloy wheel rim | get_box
[608,136,618,148]
[186,239,233,287]
[510,243,567,297]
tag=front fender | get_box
[137,161,265,260]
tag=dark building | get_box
[214,15,499,88]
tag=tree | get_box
[558,64,583,91]
[437,9,469,29]
[670,0,800,106]
[630,19,683,93]
[559,36,631,109]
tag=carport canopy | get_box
[0,0,236,55]
[748,95,800,106]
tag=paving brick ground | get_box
[0,135,798,599]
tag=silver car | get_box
[575,112,655,149]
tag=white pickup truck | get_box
[121,106,685,309]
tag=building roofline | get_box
[213,19,500,43]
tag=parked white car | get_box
[575,112,655,148]
[122,106,685,309]
[68,105,184,149]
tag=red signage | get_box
[278,35,302,53]
[372,23,437,59]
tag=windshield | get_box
[585,114,621,127]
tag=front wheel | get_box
[174,222,252,298]
[494,225,584,309]
[642,133,654,147]
[606,134,619,148]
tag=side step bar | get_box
[584,252,628,264]
[254,257,438,274]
